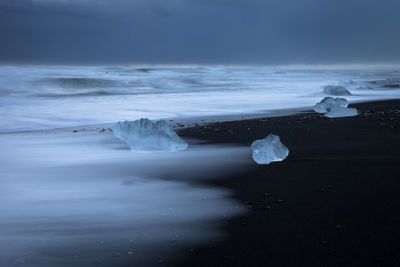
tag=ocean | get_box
[1,65,399,132]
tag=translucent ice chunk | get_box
[113,118,188,151]
[251,134,289,165]
[313,97,357,118]
[313,97,348,113]
[323,85,352,96]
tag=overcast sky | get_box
[0,0,399,64]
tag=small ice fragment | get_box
[251,134,289,165]
[323,85,352,96]
[112,118,188,151]
[313,97,348,113]
[325,107,358,118]
[313,97,357,118]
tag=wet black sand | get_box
[176,100,400,267]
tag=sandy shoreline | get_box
[1,95,399,135]
[176,99,400,266]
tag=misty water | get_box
[1,65,400,266]
[0,65,399,132]
[0,129,250,266]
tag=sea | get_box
[1,65,399,132]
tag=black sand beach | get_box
[176,100,400,267]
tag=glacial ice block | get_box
[323,85,352,96]
[313,97,348,113]
[313,97,357,118]
[325,107,358,118]
[112,118,188,151]
[251,134,289,165]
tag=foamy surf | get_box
[0,65,399,132]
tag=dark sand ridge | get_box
[174,99,400,267]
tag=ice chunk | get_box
[325,107,358,118]
[251,134,289,165]
[313,97,348,113]
[112,118,188,151]
[313,97,357,118]
[323,85,352,96]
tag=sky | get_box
[0,0,399,65]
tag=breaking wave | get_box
[40,77,121,89]
[36,90,120,98]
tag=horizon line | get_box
[0,62,400,70]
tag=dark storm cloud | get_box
[0,0,399,64]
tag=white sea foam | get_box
[0,65,399,132]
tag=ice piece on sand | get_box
[325,107,358,118]
[113,118,188,151]
[313,97,357,118]
[251,134,289,165]
[313,97,348,113]
[323,85,352,96]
